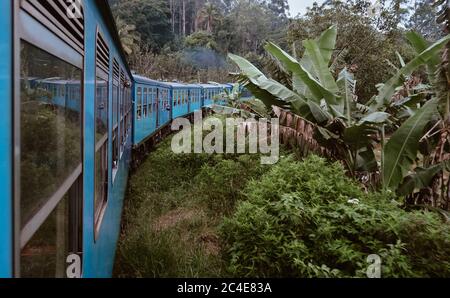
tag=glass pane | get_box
[20,41,82,227]
[116,84,120,124]
[21,194,69,278]
[95,77,108,144]
[95,143,108,216]
[113,83,118,126]
[137,87,142,119]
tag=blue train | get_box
[0,0,235,278]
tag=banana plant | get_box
[229,26,450,195]
[230,26,386,175]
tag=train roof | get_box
[98,1,133,79]
[133,75,236,90]
[134,75,206,89]
[166,82,202,89]
[132,75,172,87]
[196,83,222,89]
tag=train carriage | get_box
[169,82,203,118]
[216,83,233,106]
[170,82,190,119]
[189,84,203,113]
[0,0,133,278]
[0,0,239,279]
[198,83,220,107]
[132,75,172,146]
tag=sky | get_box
[288,0,378,17]
[288,0,324,16]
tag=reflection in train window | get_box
[143,88,148,118]
[137,87,142,119]
[95,76,108,220]
[95,78,108,143]
[21,194,69,278]
[20,41,82,227]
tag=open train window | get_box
[94,29,109,234]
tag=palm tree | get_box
[115,17,140,55]
[197,2,221,33]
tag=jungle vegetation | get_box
[113,0,450,278]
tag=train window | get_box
[94,30,110,229]
[21,194,69,277]
[172,90,176,107]
[143,88,148,118]
[148,89,153,114]
[137,87,142,120]
[112,65,119,175]
[95,78,108,143]
[20,41,82,227]
[112,85,117,126]
[19,41,83,277]
[149,89,152,112]
[154,90,157,112]
[95,75,108,222]
[120,71,125,152]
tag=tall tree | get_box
[113,0,173,52]
[115,17,140,55]
[407,0,443,41]
[198,2,222,33]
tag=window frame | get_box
[13,2,84,277]
[137,86,142,120]
[94,28,110,238]
[112,61,120,181]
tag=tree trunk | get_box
[170,0,175,33]
[182,0,186,37]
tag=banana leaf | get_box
[397,163,444,196]
[358,112,391,125]
[382,97,440,190]
[405,31,440,80]
[317,25,337,66]
[336,68,355,123]
[264,42,336,103]
[297,26,337,96]
[371,35,450,111]
[303,39,340,96]
[229,54,310,116]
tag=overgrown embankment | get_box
[114,124,450,278]
[113,134,267,277]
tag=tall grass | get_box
[114,125,267,277]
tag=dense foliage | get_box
[115,130,267,277]
[220,155,450,277]
[113,0,450,279]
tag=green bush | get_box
[195,154,266,214]
[220,155,450,277]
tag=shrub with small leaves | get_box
[220,155,450,277]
